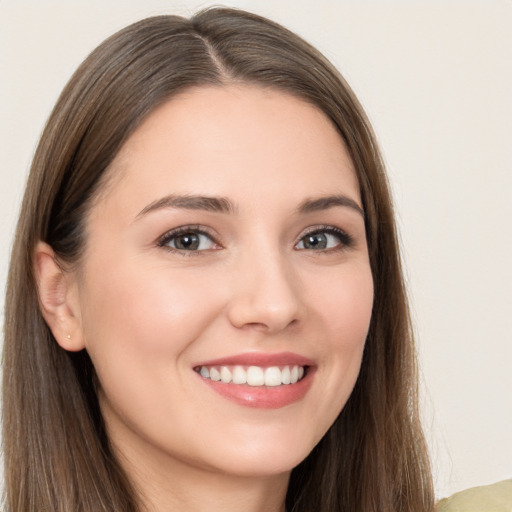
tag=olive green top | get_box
[438,480,512,512]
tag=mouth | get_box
[193,353,315,408]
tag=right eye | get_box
[158,228,219,252]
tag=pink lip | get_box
[193,352,316,409]
[194,351,315,368]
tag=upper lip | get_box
[194,351,315,368]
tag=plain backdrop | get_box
[1,0,511,500]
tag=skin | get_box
[36,85,374,512]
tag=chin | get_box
[198,427,319,478]
[212,452,308,479]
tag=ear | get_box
[34,241,86,352]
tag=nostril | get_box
[237,317,299,333]
[241,320,287,331]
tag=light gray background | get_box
[1,0,511,499]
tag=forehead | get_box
[96,85,360,215]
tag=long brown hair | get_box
[3,7,434,512]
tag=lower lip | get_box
[197,368,315,409]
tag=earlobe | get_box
[34,242,86,352]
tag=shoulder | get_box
[437,480,512,512]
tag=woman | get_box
[3,7,434,512]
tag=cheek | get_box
[306,263,373,407]
[78,260,225,375]
[312,262,374,345]
[76,259,231,442]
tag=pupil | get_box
[176,233,199,250]
[304,233,327,249]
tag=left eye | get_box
[295,230,348,251]
[163,231,217,251]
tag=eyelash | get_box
[156,224,354,255]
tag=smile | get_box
[194,365,306,387]
[193,353,315,409]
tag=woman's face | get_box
[72,85,373,479]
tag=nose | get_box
[226,247,304,334]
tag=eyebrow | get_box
[136,194,236,219]
[135,193,364,220]
[297,195,364,217]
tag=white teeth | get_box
[197,364,307,387]
[232,365,247,384]
[290,366,299,384]
[264,366,282,386]
[209,367,221,381]
[220,366,232,383]
[281,366,291,385]
[247,366,265,386]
